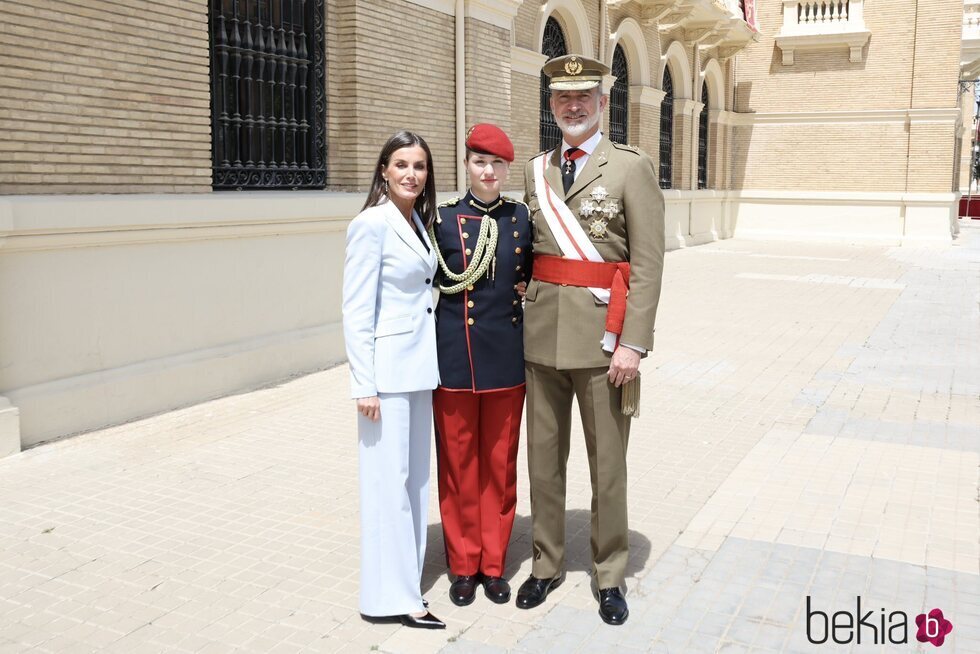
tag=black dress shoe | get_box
[597,587,629,625]
[515,573,564,609]
[480,575,511,604]
[449,574,478,606]
[399,611,446,629]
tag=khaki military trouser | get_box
[525,361,632,590]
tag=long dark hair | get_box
[363,130,437,228]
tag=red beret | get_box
[465,123,515,162]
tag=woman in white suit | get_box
[342,131,445,629]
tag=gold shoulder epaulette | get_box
[437,196,460,208]
[503,196,530,210]
[612,142,643,155]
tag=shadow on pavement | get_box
[422,510,653,594]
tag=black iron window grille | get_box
[698,82,709,189]
[539,17,567,152]
[659,67,673,189]
[609,45,629,145]
[210,0,326,190]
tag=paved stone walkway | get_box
[1,223,978,653]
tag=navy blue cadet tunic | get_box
[433,191,533,391]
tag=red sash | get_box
[532,254,630,336]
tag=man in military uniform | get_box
[515,55,665,626]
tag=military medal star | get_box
[589,218,608,238]
[583,186,614,239]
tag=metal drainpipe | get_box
[599,0,607,64]
[692,48,700,190]
[455,0,466,192]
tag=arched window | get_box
[698,81,709,189]
[610,45,629,145]
[539,17,567,152]
[659,66,674,189]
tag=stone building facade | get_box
[0,0,968,452]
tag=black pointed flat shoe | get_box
[399,611,446,629]
[597,587,629,625]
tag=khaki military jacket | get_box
[522,135,665,370]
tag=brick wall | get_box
[325,0,456,192]
[732,122,910,192]
[910,0,963,110]
[465,19,511,131]
[514,0,539,51]
[734,1,918,111]
[907,123,960,193]
[733,0,963,194]
[0,1,212,194]
[509,71,540,193]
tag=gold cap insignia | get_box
[543,55,609,91]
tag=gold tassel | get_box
[491,255,497,283]
[620,372,640,417]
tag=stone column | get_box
[509,46,549,180]
[630,85,666,163]
[674,98,699,190]
[708,109,732,190]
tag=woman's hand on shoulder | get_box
[356,396,381,422]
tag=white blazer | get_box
[343,200,440,398]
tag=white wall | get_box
[730,191,957,245]
[0,193,362,449]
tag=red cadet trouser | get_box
[433,386,524,577]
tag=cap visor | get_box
[549,80,600,91]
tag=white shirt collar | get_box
[561,130,603,158]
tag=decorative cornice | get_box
[639,2,676,26]
[729,108,961,126]
[709,109,737,125]
[907,108,964,124]
[631,85,667,108]
[685,27,716,44]
[403,0,455,16]
[511,46,547,76]
[674,98,701,115]
[466,0,523,30]
[0,193,365,252]
[775,30,871,65]
[729,190,957,205]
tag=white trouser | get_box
[358,390,432,616]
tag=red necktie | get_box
[562,147,586,194]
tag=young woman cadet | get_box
[429,124,533,607]
[343,130,445,629]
